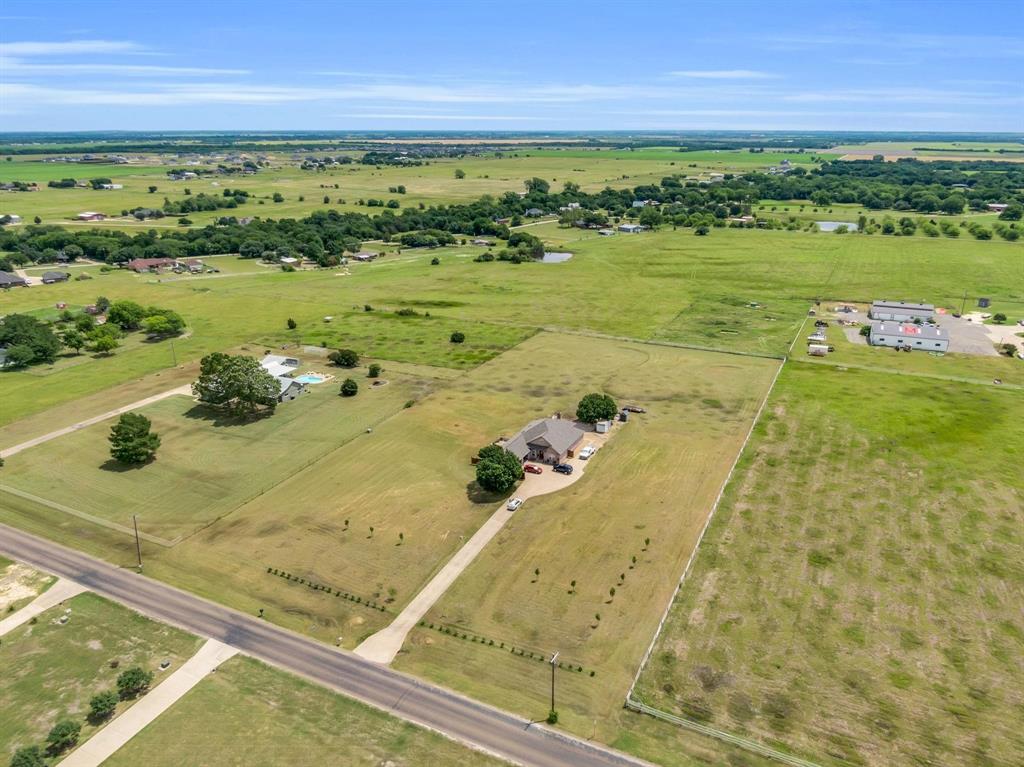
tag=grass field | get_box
[393,337,779,736]
[1,371,424,541]
[633,363,1024,767]
[3,226,1021,431]
[0,592,201,761]
[102,654,506,767]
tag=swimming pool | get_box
[295,373,328,384]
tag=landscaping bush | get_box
[340,378,358,397]
[450,331,465,344]
[328,348,359,367]
[116,666,154,699]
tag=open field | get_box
[633,363,1024,767]
[0,592,201,760]
[394,337,779,735]
[102,654,507,767]
[3,226,1022,429]
[0,371,424,541]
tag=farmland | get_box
[633,363,1024,767]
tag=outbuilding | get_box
[868,322,949,352]
[76,211,106,221]
[0,271,28,288]
[868,300,935,322]
[41,271,70,284]
[617,223,646,233]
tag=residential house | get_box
[0,271,28,288]
[276,377,307,402]
[597,229,616,236]
[986,203,1009,212]
[41,271,70,284]
[352,251,378,262]
[618,223,646,233]
[632,199,658,208]
[99,183,124,190]
[76,211,106,221]
[472,238,495,247]
[260,354,301,377]
[868,322,949,352]
[126,257,179,273]
[868,300,935,322]
[524,208,545,217]
[501,418,585,464]
[1,214,22,224]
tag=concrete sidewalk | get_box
[0,578,87,637]
[58,639,238,767]
[0,385,192,460]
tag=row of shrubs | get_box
[417,619,596,677]
[267,567,387,613]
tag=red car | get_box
[524,464,543,474]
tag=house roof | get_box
[503,418,584,460]
[276,376,305,395]
[871,321,946,340]
[871,300,934,314]
[42,271,69,280]
[0,271,28,286]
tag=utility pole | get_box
[132,515,143,570]
[960,290,968,316]
[549,651,559,715]
[169,339,177,366]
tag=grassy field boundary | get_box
[626,700,823,767]
[625,355,786,704]
[0,485,180,546]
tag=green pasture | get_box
[633,363,1024,767]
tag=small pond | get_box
[541,252,573,263]
[816,221,859,232]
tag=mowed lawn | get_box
[394,337,779,737]
[103,655,506,767]
[0,593,201,761]
[634,364,1024,767]
[1,371,424,541]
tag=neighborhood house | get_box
[126,257,179,273]
[869,322,949,352]
[259,355,307,402]
[0,271,28,288]
[41,271,70,284]
[618,223,646,233]
[868,300,935,322]
[501,418,585,464]
[76,211,106,221]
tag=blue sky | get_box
[1,0,1022,132]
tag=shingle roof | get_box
[504,418,584,460]
[0,271,28,286]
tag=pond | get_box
[541,252,573,263]
[816,221,859,232]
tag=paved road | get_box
[0,524,650,767]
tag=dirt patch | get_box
[0,564,47,612]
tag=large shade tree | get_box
[109,412,161,464]
[192,353,279,416]
[576,393,617,423]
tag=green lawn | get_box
[1,364,424,541]
[103,655,507,767]
[0,592,201,761]
[633,363,1024,767]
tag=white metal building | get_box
[868,322,949,352]
[869,300,935,322]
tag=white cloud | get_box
[0,59,249,76]
[666,69,779,80]
[0,39,143,56]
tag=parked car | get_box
[622,405,646,413]
[553,463,574,475]
[524,464,542,474]
[506,497,523,511]
[579,446,596,460]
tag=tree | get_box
[178,217,192,227]
[192,352,279,416]
[368,363,382,378]
[454,169,466,179]
[525,177,550,195]
[116,666,154,699]
[141,310,185,337]
[239,240,263,259]
[328,348,359,367]
[431,256,440,265]
[45,720,81,755]
[638,207,663,230]
[92,334,119,355]
[694,225,710,236]
[0,314,62,365]
[475,445,524,493]
[993,313,1007,324]
[1001,343,1018,357]
[88,690,119,723]
[109,412,160,464]
[9,746,46,767]
[939,195,966,215]
[62,329,86,354]
[106,300,146,330]
[148,185,158,193]
[272,192,284,202]
[2,344,38,369]
[95,295,111,313]
[340,378,358,397]
[450,331,465,344]
[286,317,297,330]
[998,203,1023,221]
[576,393,617,423]
[33,216,41,224]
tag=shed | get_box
[595,421,611,433]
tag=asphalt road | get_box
[0,524,651,767]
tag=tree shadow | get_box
[100,458,152,473]
[183,403,274,428]
[464,481,512,505]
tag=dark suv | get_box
[553,463,574,475]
